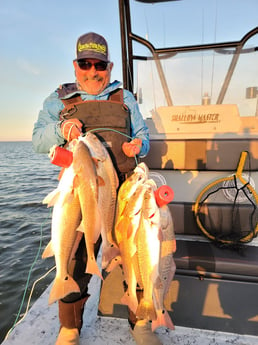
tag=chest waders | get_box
[58,83,136,179]
[55,85,137,343]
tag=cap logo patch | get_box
[78,41,106,56]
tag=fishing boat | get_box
[2,0,258,344]
[101,0,258,339]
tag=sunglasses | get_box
[77,60,109,71]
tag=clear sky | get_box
[0,0,122,141]
[0,0,257,141]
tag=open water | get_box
[0,142,60,343]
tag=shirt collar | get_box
[60,80,122,100]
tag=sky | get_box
[0,0,122,141]
[0,0,257,141]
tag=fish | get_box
[114,162,149,245]
[115,183,149,314]
[152,204,176,331]
[116,162,149,218]
[42,164,82,305]
[135,182,160,321]
[72,139,103,279]
[81,133,119,268]
[107,162,148,270]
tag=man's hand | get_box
[60,119,83,141]
[122,138,142,157]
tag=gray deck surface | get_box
[2,272,258,345]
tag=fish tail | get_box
[120,290,138,315]
[136,299,157,321]
[105,255,122,272]
[152,309,175,332]
[48,275,80,305]
[102,245,120,269]
[85,256,103,280]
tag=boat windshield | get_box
[128,1,258,120]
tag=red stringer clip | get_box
[154,185,174,207]
[50,146,73,168]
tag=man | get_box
[33,32,162,345]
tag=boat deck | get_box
[2,272,258,345]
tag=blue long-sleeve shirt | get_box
[32,80,149,157]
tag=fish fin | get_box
[114,217,125,245]
[62,191,75,205]
[121,291,138,315]
[130,242,137,257]
[42,189,60,206]
[115,172,119,189]
[163,259,176,296]
[48,275,80,305]
[136,299,157,321]
[42,241,54,258]
[76,223,84,233]
[158,227,164,241]
[97,175,105,186]
[85,256,103,280]
[93,206,102,243]
[172,239,177,253]
[151,309,175,332]
[73,175,80,189]
[58,167,66,181]
[127,222,135,239]
[154,276,162,290]
[92,157,99,167]
[69,139,78,151]
[69,232,84,264]
[106,227,119,249]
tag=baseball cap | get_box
[75,32,109,62]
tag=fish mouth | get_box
[134,164,148,175]
[133,163,149,180]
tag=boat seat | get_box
[174,239,258,281]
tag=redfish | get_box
[115,162,148,245]
[72,139,103,279]
[42,164,81,304]
[152,204,176,331]
[81,133,119,268]
[135,182,160,321]
[115,183,149,314]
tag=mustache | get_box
[84,76,103,82]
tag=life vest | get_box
[57,83,136,175]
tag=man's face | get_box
[73,58,113,95]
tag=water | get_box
[0,142,60,343]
